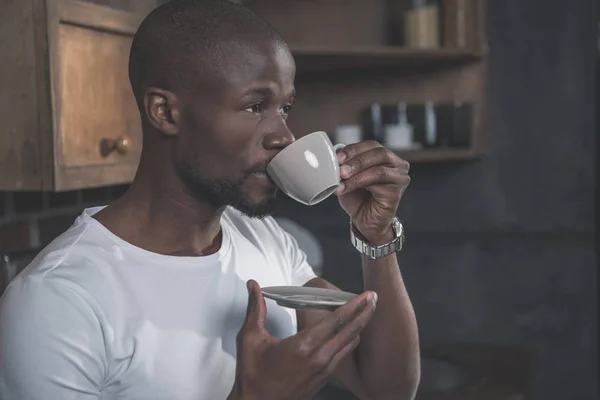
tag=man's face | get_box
[174,41,296,218]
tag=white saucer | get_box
[261,286,357,311]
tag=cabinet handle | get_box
[100,136,130,156]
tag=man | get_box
[0,0,419,399]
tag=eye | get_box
[280,103,293,116]
[244,103,263,114]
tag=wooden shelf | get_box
[290,45,484,74]
[394,148,483,163]
[241,0,488,165]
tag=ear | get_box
[143,87,180,136]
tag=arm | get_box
[0,276,105,399]
[299,255,419,400]
[356,234,420,399]
[298,140,420,399]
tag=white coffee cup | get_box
[266,131,345,206]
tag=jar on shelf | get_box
[403,0,440,49]
[441,0,476,49]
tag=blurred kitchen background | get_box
[0,0,597,399]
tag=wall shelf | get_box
[247,0,489,164]
[290,45,484,74]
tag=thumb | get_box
[242,279,267,330]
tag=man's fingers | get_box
[339,147,395,180]
[336,140,383,164]
[242,280,267,331]
[336,167,409,196]
[317,294,377,362]
[300,291,376,348]
[304,336,361,396]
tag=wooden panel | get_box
[45,0,147,191]
[245,0,388,47]
[57,0,145,35]
[56,162,138,191]
[473,0,488,53]
[35,0,58,190]
[82,0,156,15]
[55,22,142,168]
[44,0,148,191]
[0,0,46,190]
[291,45,483,75]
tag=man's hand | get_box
[335,141,410,244]
[228,280,377,400]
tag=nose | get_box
[261,121,295,152]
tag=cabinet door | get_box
[49,0,144,190]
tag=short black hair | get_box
[128,0,286,108]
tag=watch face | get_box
[392,218,403,238]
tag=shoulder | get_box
[0,249,107,398]
[5,208,118,315]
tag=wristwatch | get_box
[349,217,405,259]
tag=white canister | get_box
[384,124,414,150]
[384,102,415,150]
[333,125,363,145]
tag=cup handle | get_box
[333,143,346,153]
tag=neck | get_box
[95,160,225,257]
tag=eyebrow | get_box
[242,87,296,100]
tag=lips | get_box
[252,171,275,185]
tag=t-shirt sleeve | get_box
[280,227,318,287]
[0,276,105,400]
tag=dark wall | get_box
[274,1,597,399]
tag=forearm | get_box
[356,241,420,399]
[299,246,420,399]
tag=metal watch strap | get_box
[349,217,404,259]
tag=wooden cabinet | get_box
[0,0,145,191]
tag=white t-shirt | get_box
[0,206,316,400]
